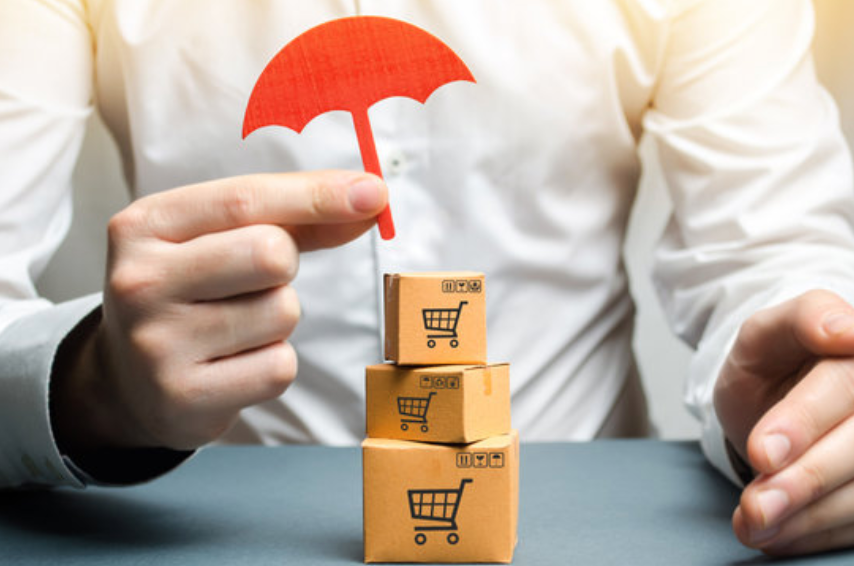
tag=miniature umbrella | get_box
[242,16,475,240]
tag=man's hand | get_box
[52,170,387,453]
[715,290,854,555]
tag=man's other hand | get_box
[716,290,854,555]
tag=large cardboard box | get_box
[384,272,487,365]
[363,431,519,563]
[365,363,510,444]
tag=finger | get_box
[740,414,854,535]
[197,340,298,414]
[728,290,854,379]
[288,218,379,252]
[125,170,387,242]
[733,505,774,548]
[753,479,854,553]
[162,341,298,450]
[163,224,299,301]
[186,285,301,361]
[748,358,854,474]
[764,521,854,557]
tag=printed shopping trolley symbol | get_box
[422,301,467,348]
[407,478,473,545]
[398,392,436,432]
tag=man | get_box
[2,0,853,556]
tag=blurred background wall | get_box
[35,0,854,439]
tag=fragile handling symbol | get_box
[441,279,483,293]
[420,375,459,390]
[456,451,504,469]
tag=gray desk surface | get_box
[1,441,852,565]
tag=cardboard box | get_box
[363,431,519,563]
[366,363,510,444]
[384,272,487,365]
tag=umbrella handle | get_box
[352,108,395,240]
[375,206,395,241]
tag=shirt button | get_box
[383,148,408,177]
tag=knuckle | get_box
[265,342,298,396]
[222,184,259,226]
[108,264,160,302]
[792,409,820,446]
[309,177,341,217]
[108,204,149,240]
[251,227,299,282]
[260,286,301,340]
[797,461,828,501]
[274,285,301,329]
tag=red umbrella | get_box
[242,16,475,240]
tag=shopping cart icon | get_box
[422,301,467,348]
[398,392,435,432]
[408,478,473,545]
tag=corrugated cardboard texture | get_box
[366,363,510,443]
[384,272,487,365]
[363,431,519,563]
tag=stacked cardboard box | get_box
[363,272,518,563]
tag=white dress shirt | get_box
[2,0,853,488]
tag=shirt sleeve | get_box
[0,0,97,488]
[643,0,854,485]
[0,0,191,489]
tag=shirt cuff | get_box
[0,295,193,488]
[0,294,101,488]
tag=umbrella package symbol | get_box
[243,16,476,240]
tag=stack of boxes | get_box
[363,272,519,563]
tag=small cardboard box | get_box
[363,431,519,564]
[384,272,487,365]
[366,363,510,444]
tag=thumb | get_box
[715,290,854,466]
[728,290,854,377]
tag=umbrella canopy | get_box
[243,16,475,240]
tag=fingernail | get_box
[757,489,789,527]
[823,312,854,336]
[750,525,780,545]
[763,433,791,470]
[348,176,384,213]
